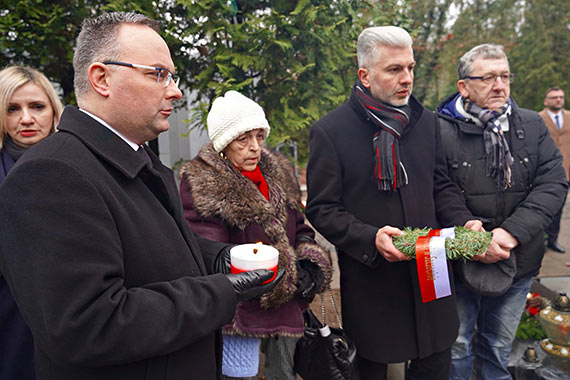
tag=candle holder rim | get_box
[522,346,540,363]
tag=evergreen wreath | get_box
[392,226,492,260]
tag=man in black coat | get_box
[436,44,567,380]
[306,26,479,380]
[0,12,278,380]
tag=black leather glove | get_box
[214,245,234,274]
[224,269,285,302]
[294,260,318,301]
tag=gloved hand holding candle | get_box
[229,243,279,284]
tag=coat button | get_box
[523,157,529,163]
[462,162,468,167]
[362,254,369,262]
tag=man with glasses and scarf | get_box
[0,11,281,380]
[306,26,482,380]
[436,44,567,380]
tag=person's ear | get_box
[457,80,469,99]
[358,67,371,89]
[88,63,112,97]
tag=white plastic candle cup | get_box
[230,244,279,284]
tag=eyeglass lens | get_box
[158,71,180,87]
[483,74,513,84]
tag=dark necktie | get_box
[137,146,153,168]
[555,115,561,130]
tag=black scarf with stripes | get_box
[352,81,411,191]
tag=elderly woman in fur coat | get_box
[178,91,332,380]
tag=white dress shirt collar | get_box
[546,109,563,127]
[79,108,140,151]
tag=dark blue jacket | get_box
[0,149,16,183]
[1,148,37,380]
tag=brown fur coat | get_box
[179,143,332,314]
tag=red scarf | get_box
[241,165,269,200]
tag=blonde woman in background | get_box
[0,65,63,380]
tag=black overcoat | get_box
[0,106,237,380]
[306,94,473,362]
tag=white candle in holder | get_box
[230,243,279,284]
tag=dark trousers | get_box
[356,347,452,380]
[546,187,568,243]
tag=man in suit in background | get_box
[539,87,570,253]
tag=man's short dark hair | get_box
[545,87,564,98]
[73,12,160,96]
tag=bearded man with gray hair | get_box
[436,44,567,380]
[306,26,480,379]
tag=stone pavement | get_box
[537,194,570,292]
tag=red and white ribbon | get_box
[415,234,452,303]
[427,227,455,239]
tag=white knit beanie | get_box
[207,91,271,153]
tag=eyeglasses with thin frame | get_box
[462,73,515,85]
[102,60,180,87]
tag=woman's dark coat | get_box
[0,149,16,182]
[0,106,238,380]
[179,144,332,337]
[306,94,473,362]
[1,149,36,380]
[436,93,568,280]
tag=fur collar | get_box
[179,142,301,244]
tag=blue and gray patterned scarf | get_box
[462,97,513,190]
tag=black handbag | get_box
[294,289,358,380]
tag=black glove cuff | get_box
[295,235,316,245]
[295,260,322,301]
[214,245,234,274]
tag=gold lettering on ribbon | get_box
[432,256,440,280]
[424,256,434,281]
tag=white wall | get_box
[158,90,209,170]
